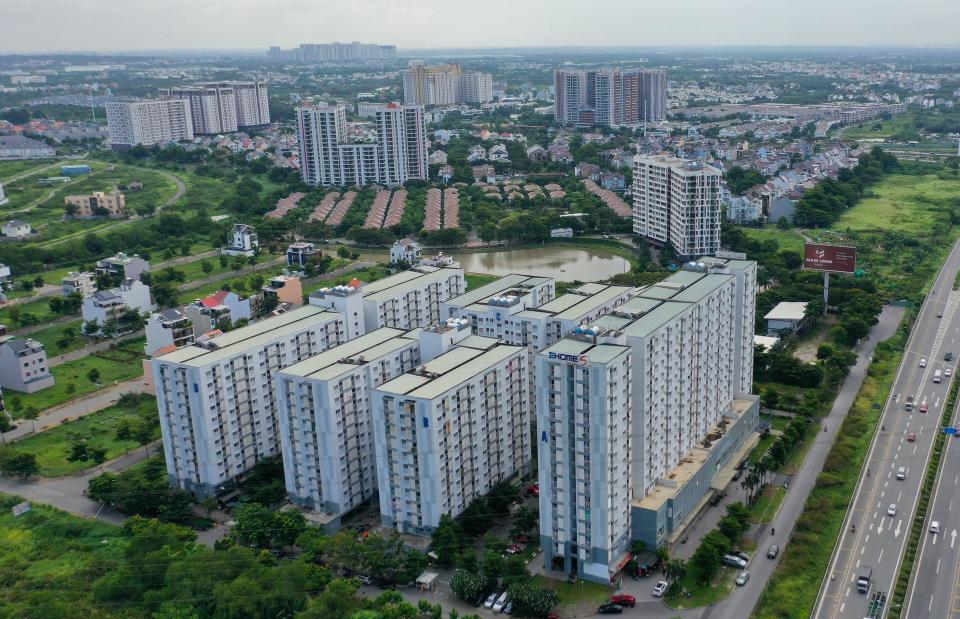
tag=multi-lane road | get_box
[815,238,960,619]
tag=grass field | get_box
[665,565,738,609]
[840,114,920,141]
[0,159,57,181]
[742,225,807,254]
[750,486,787,524]
[26,320,86,356]
[835,174,960,235]
[532,575,612,605]
[0,493,123,617]
[6,343,145,415]
[0,396,159,477]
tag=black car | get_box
[946,351,954,362]
[598,604,624,615]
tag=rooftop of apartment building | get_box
[541,337,630,365]
[634,154,723,175]
[277,327,417,381]
[514,283,633,322]
[155,305,340,368]
[361,266,462,303]
[376,335,521,401]
[444,273,553,311]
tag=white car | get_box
[735,570,750,586]
[920,358,928,368]
[931,521,941,534]
[652,581,668,597]
[947,368,954,377]
[897,466,907,480]
[492,592,509,613]
[484,592,499,609]
[887,504,897,516]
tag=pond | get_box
[451,246,631,282]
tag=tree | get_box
[690,538,722,585]
[272,509,307,547]
[87,368,101,385]
[507,583,559,617]
[450,569,488,604]
[133,419,155,455]
[665,559,687,586]
[300,578,362,618]
[231,503,275,548]
[0,452,39,478]
[431,514,467,566]
[21,405,39,433]
[511,506,538,536]
[201,260,213,274]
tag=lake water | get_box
[451,247,630,281]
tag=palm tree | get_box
[665,559,687,586]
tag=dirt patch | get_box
[792,316,837,363]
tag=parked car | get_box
[492,592,509,613]
[526,484,540,497]
[505,544,521,555]
[652,581,669,597]
[357,575,373,585]
[710,494,724,507]
[610,594,636,607]
[767,544,780,559]
[598,603,624,614]
[736,571,751,586]
[502,601,513,615]
[946,351,954,362]
[732,550,750,562]
[484,592,499,609]
[722,554,748,569]
[512,534,531,543]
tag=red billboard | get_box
[803,243,857,274]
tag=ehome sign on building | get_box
[803,243,857,274]
[548,352,589,365]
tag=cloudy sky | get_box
[1,0,958,53]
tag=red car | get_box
[908,432,917,442]
[505,544,522,555]
[920,403,929,413]
[527,484,540,497]
[610,594,636,607]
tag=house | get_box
[0,135,55,159]
[488,144,510,162]
[548,143,573,163]
[390,239,422,265]
[438,165,454,184]
[727,196,762,224]
[0,336,54,393]
[2,220,31,239]
[287,242,318,269]
[764,301,809,335]
[183,290,252,334]
[61,271,97,298]
[95,252,150,282]
[145,308,195,355]
[0,182,7,206]
[600,173,626,191]
[222,224,259,257]
[550,227,574,238]
[467,145,487,163]
[0,263,11,284]
[575,163,601,179]
[64,191,126,218]
[262,275,303,308]
[428,151,448,166]
[526,144,549,162]
[81,279,155,335]
[471,165,496,184]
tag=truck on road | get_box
[857,565,873,594]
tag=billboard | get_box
[803,243,857,274]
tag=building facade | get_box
[554,69,667,127]
[0,337,54,393]
[81,279,155,334]
[64,191,126,218]
[632,155,722,259]
[441,273,557,340]
[61,271,97,298]
[151,306,346,498]
[95,252,150,282]
[402,63,494,106]
[105,100,194,149]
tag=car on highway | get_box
[767,544,780,559]
[920,358,928,368]
[897,466,907,480]
[652,581,668,597]
[920,402,929,413]
[888,503,897,516]
[908,432,917,442]
[736,571,751,586]
[946,351,954,362]
[610,594,636,607]
[947,368,954,377]
[931,521,941,534]
[598,603,623,614]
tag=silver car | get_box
[736,571,750,586]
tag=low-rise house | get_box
[0,135,55,159]
[390,238,422,265]
[438,165,454,183]
[64,191,126,218]
[0,336,54,393]
[488,144,510,162]
[467,145,487,162]
[183,290,252,334]
[550,227,574,238]
[95,252,150,282]
[262,275,303,308]
[145,308,195,355]
[727,196,763,224]
[222,223,259,257]
[81,279,155,335]
[2,220,32,239]
[287,242,317,269]
[765,301,809,335]
[526,144,549,162]
[428,151,448,165]
[471,165,496,184]
[575,163,601,179]
[600,173,626,191]
[61,271,97,298]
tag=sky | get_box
[1,0,959,53]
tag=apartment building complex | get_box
[632,155,723,259]
[554,69,667,127]
[537,258,759,582]
[268,42,397,64]
[276,327,422,522]
[64,190,126,218]
[152,306,346,498]
[372,336,529,534]
[297,103,427,187]
[402,63,494,106]
[160,81,270,134]
[441,273,556,340]
[105,100,194,149]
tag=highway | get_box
[815,238,960,619]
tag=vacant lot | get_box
[742,225,807,254]
[835,173,960,235]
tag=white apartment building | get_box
[632,155,722,259]
[276,327,422,523]
[105,100,194,150]
[161,81,269,134]
[536,338,633,584]
[372,336,529,534]
[81,279,155,335]
[61,271,97,298]
[537,258,759,582]
[152,306,346,498]
[297,103,427,187]
[460,72,494,104]
[206,81,270,128]
[0,336,55,393]
[441,273,556,340]
[402,63,494,106]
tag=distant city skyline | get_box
[1,0,959,53]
